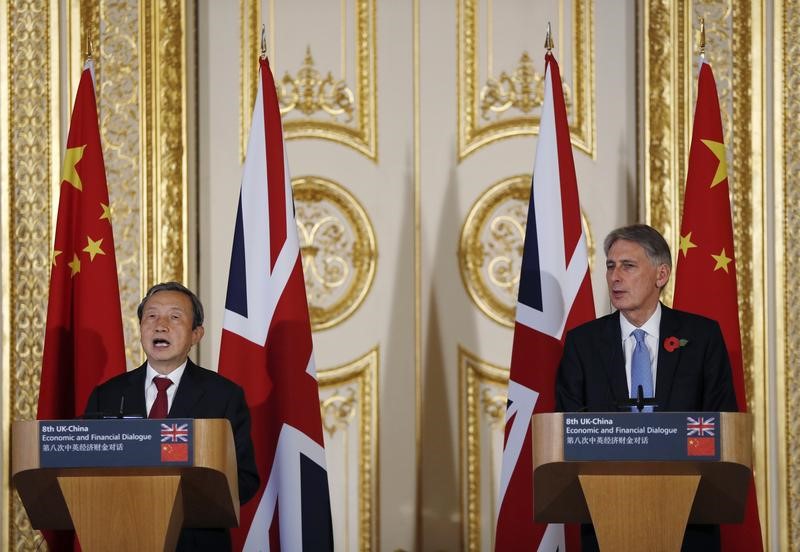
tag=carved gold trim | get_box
[778,2,799,549]
[459,175,595,327]
[458,0,595,160]
[4,1,61,547]
[643,1,767,544]
[292,176,377,331]
[139,0,189,287]
[240,0,261,161]
[253,0,377,160]
[1,1,8,547]
[460,346,508,551]
[318,347,379,551]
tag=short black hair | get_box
[137,282,204,329]
[604,224,672,268]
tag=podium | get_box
[12,418,239,552]
[532,412,752,551]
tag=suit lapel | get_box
[655,304,682,410]
[121,364,148,418]
[600,312,629,408]
[168,360,205,418]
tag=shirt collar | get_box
[145,360,188,386]
[619,302,662,340]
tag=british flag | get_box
[686,416,716,437]
[494,52,595,551]
[218,55,333,551]
[160,423,189,443]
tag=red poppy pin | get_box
[663,336,689,352]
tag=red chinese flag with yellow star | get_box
[38,60,126,420]
[673,58,763,551]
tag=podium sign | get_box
[564,412,720,461]
[40,419,194,468]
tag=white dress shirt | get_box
[144,361,188,415]
[619,304,662,395]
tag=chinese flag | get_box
[687,437,716,457]
[37,60,126,550]
[161,443,189,462]
[672,58,763,551]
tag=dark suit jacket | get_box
[555,305,738,551]
[84,360,259,552]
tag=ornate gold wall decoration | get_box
[278,46,355,121]
[240,0,261,160]
[458,0,595,160]
[460,346,509,551]
[247,0,377,160]
[459,175,594,327]
[3,1,60,548]
[479,51,573,120]
[293,176,377,331]
[318,347,379,551]
[779,2,800,549]
[642,0,766,545]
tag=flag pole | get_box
[544,21,554,52]
[699,17,706,60]
[260,24,267,60]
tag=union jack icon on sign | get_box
[160,423,189,443]
[686,417,715,436]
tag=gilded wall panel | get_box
[318,348,379,551]
[246,0,377,160]
[4,1,59,548]
[781,1,800,549]
[457,0,595,160]
[293,177,377,331]
[460,346,509,551]
[643,0,766,543]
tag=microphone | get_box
[118,395,125,418]
[637,385,645,412]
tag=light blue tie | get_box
[630,329,654,412]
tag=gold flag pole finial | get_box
[545,22,554,52]
[260,24,267,60]
[699,17,706,59]
[85,37,93,61]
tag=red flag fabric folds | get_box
[37,60,127,550]
[494,52,595,552]
[672,58,764,552]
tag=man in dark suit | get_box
[84,282,259,551]
[555,224,737,551]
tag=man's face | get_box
[605,239,670,326]
[139,290,204,374]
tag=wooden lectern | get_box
[12,419,239,552]
[532,412,752,552]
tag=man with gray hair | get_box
[555,224,737,551]
[84,282,259,551]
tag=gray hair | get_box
[603,224,672,268]
[137,282,204,329]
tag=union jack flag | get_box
[494,52,595,551]
[686,416,716,436]
[218,55,333,552]
[160,423,189,443]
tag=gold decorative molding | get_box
[278,46,355,121]
[459,175,594,327]
[778,2,800,550]
[240,0,261,161]
[460,346,509,552]
[318,347,379,551]
[293,176,377,331]
[458,0,595,160]
[642,0,767,544]
[4,1,60,548]
[248,0,377,160]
